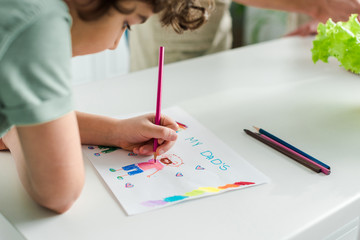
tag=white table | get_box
[1,37,360,240]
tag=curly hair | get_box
[75,0,214,33]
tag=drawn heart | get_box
[176,172,183,177]
[195,165,205,170]
[125,183,134,188]
[128,152,137,156]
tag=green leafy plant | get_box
[312,14,360,74]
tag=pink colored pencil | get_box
[153,46,164,160]
[260,134,330,175]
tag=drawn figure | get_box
[110,153,184,179]
[93,146,120,156]
[98,145,119,154]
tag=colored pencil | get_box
[260,133,330,175]
[253,126,330,170]
[244,129,322,173]
[153,46,164,161]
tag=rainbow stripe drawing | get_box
[83,107,269,215]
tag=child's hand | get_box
[114,114,178,156]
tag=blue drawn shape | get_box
[176,172,183,177]
[164,195,188,202]
[94,153,100,156]
[122,164,144,176]
[128,152,137,156]
[88,146,95,149]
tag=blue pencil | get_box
[253,126,330,170]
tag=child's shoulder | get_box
[0,0,70,36]
[0,0,71,58]
[0,0,69,21]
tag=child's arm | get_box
[76,111,178,156]
[2,111,84,214]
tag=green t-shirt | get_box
[0,0,73,137]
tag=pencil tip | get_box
[252,126,260,131]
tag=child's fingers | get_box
[155,140,176,155]
[160,115,179,132]
[135,138,175,156]
[137,144,154,155]
[157,139,165,145]
[147,113,178,131]
[146,125,178,142]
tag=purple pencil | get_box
[153,46,164,161]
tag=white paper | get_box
[83,107,269,215]
[0,213,26,240]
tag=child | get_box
[0,0,212,213]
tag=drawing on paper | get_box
[125,183,134,188]
[109,153,184,179]
[176,121,188,133]
[141,181,255,206]
[89,145,120,156]
[83,107,269,215]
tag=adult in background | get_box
[129,0,360,71]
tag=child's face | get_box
[70,1,153,56]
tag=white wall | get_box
[71,36,129,85]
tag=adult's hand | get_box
[315,0,360,22]
[233,0,360,22]
[286,20,319,37]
